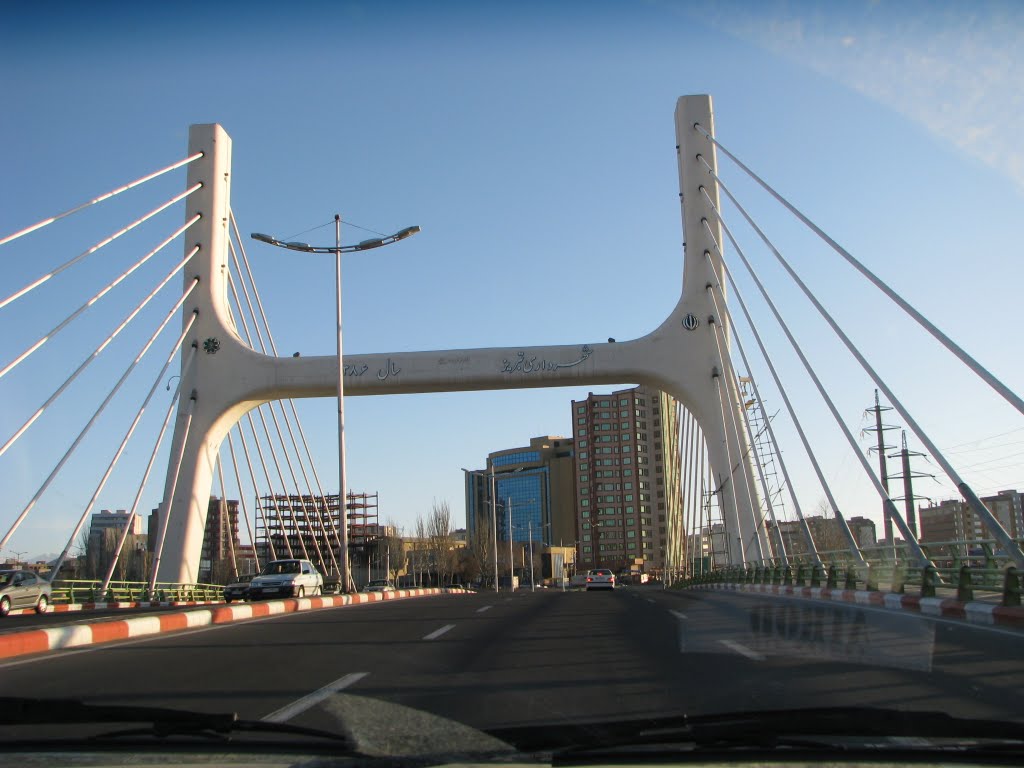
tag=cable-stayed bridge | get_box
[1,94,1022,601]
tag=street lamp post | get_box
[251,219,419,593]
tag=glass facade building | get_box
[465,436,577,552]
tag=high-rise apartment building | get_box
[571,385,682,575]
[919,489,1024,545]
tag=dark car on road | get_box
[223,574,255,603]
[0,570,52,616]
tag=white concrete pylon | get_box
[155,96,768,584]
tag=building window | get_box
[627,530,636,538]
[581,499,589,507]
[579,440,588,447]
[579,474,589,482]
[579,428,587,435]
[583,546,592,553]
[583,534,591,542]
[576,406,585,414]
[579,451,588,459]
[579,462,588,470]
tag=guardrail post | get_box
[826,565,838,589]
[794,564,805,587]
[810,564,821,588]
[1003,567,1020,607]
[864,564,878,591]
[891,564,905,594]
[782,566,793,586]
[957,565,974,603]
[844,569,857,591]
[921,565,937,598]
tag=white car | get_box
[247,559,323,600]
[364,579,396,593]
[585,568,616,591]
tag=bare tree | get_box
[809,498,851,556]
[426,500,457,586]
[467,515,495,587]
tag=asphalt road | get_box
[1,586,1021,738]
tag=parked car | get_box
[585,568,616,591]
[247,559,323,600]
[223,574,255,603]
[0,570,52,616]
[363,579,395,593]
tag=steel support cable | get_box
[226,432,263,572]
[70,343,194,589]
[702,239,821,566]
[216,455,239,579]
[692,124,1024,420]
[701,171,1024,571]
[228,224,335,520]
[707,284,788,567]
[687,413,702,575]
[707,265,796,564]
[96,329,200,593]
[681,407,695,578]
[697,431,706,572]
[0,184,202,311]
[711,371,747,563]
[149,390,197,593]
[0,153,203,248]
[698,195,895,569]
[231,427,277,563]
[228,220,345,567]
[224,275,324,572]
[707,311,765,563]
[0,280,199,551]
[242,411,294,559]
[0,246,199,460]
[0,215,201,381]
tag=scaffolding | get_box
[254,491,379,577]
[739,377,789,560]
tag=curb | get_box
[692,583,1024,629]
[7,600,222,616]
[0,588,461,661]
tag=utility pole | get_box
[888,430,933,541]
[864,390,898,544]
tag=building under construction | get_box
[254,492,380,577]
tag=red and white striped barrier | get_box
[694,582,1024,628]
[0,588,464,660]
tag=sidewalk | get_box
[0,587,462,661]
[694,582,1024,629]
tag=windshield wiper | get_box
[487,706,1024,758]
[0,696,355,748]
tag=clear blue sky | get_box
[1,0,1022,560]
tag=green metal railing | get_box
[677,537,1024,607]
[49,579,224,605]
[680,563,1021,607]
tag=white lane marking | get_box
[476,605,493,613]
[719,639,765,661]
[262,672,368,723]
[646,598,656,604]
[423,624,455,640]
[670,610,688,620]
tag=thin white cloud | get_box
[690,0,1024,189]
